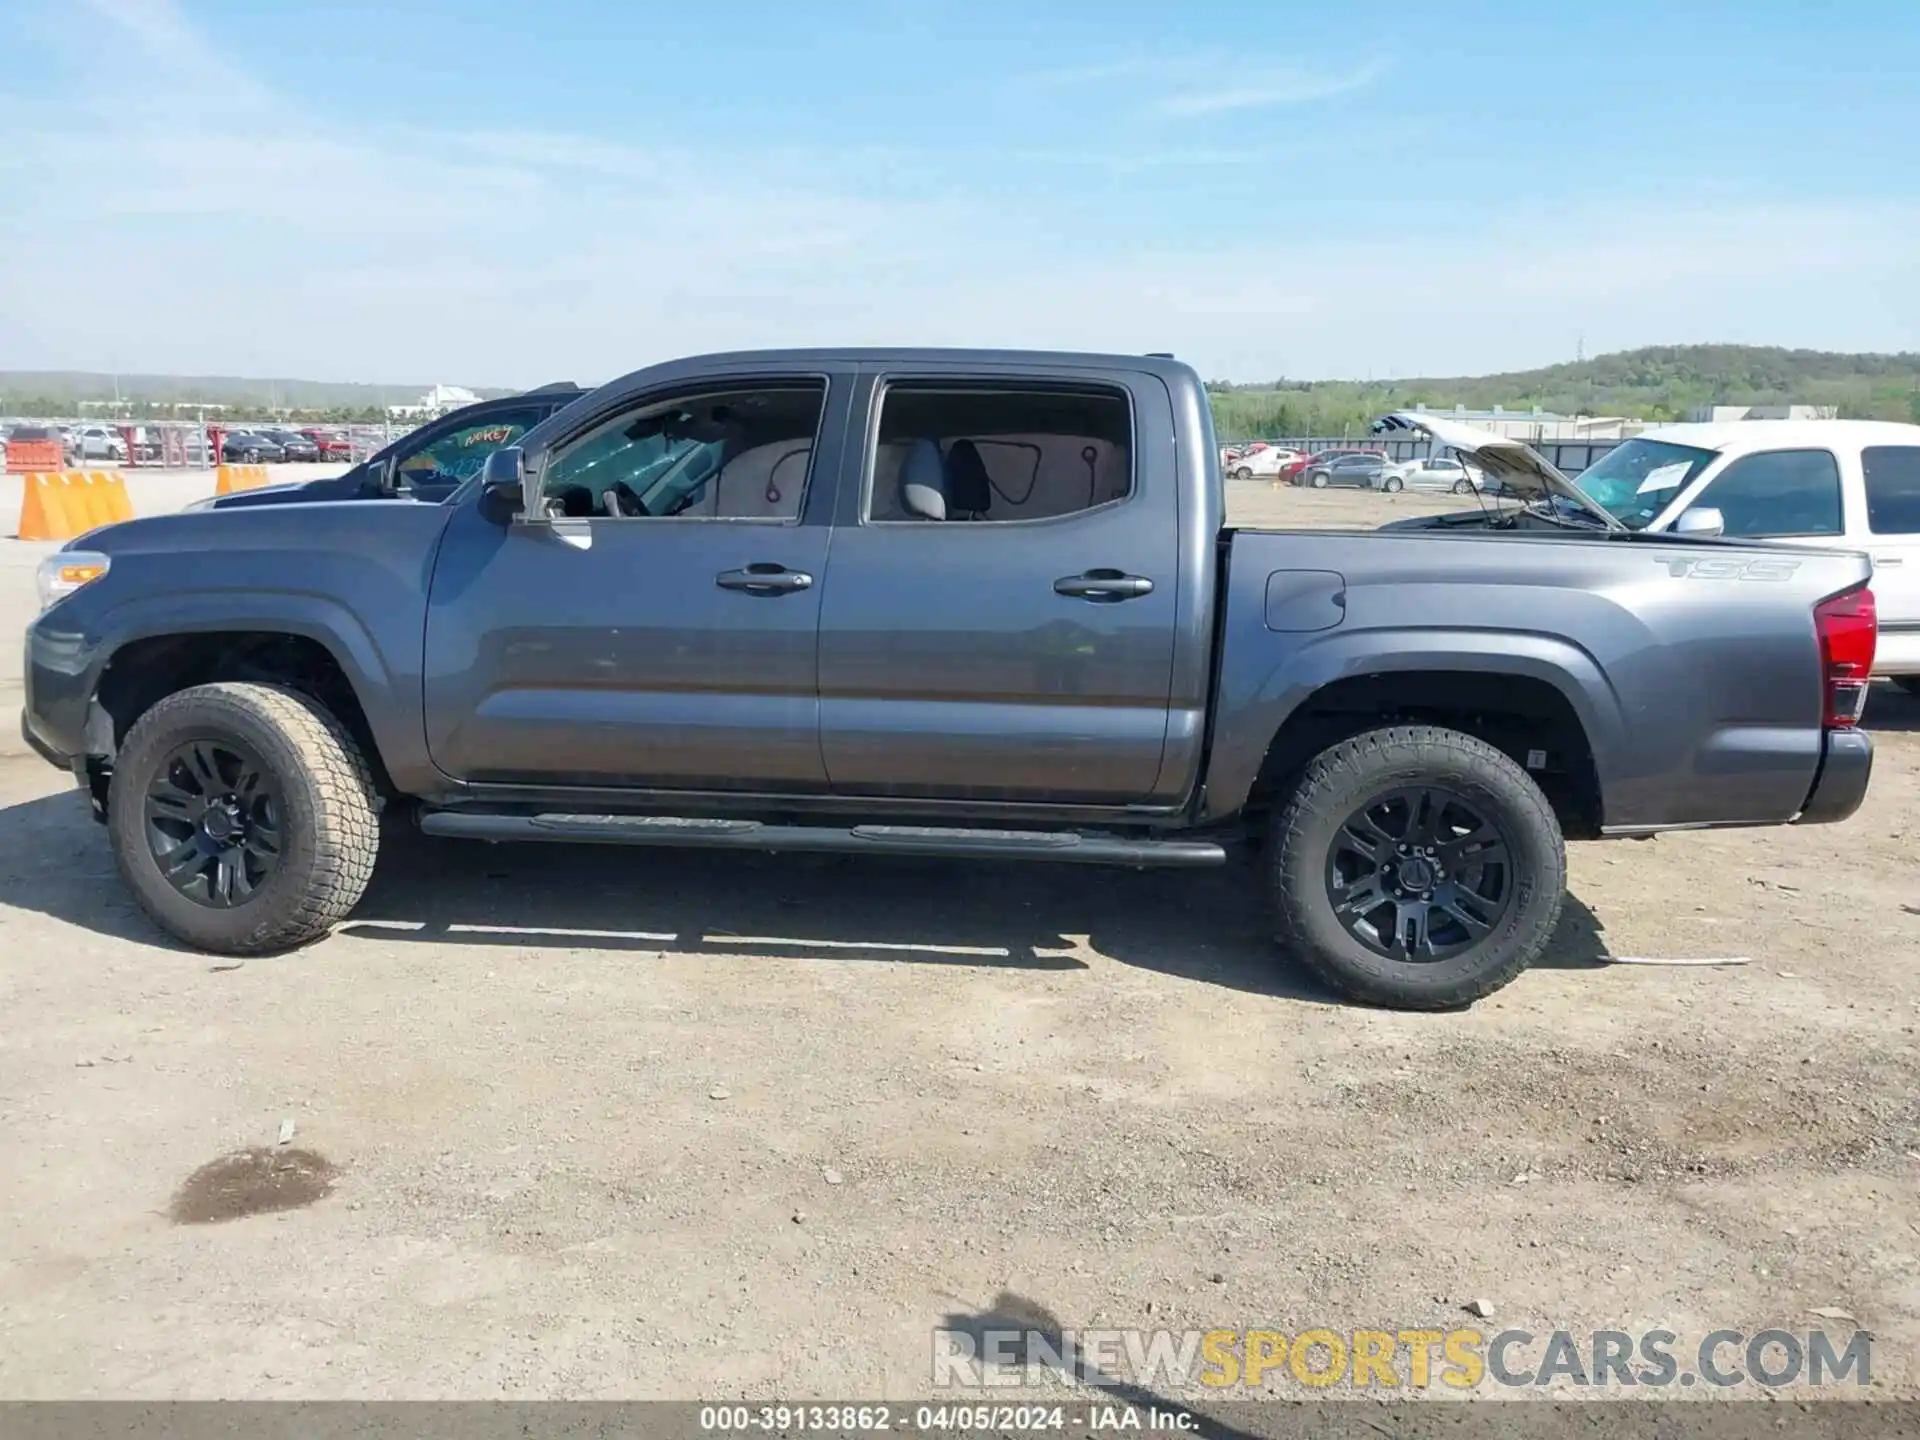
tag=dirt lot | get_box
[1,480,1916,1402]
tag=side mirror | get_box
[480,447,527,513]
[1673,506,1725,538]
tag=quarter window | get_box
[539,381,826,521]
[1691,449,1843,538]
[1862,446,1920,535]
[868,384,1132,523]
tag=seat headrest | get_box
[945,439,992,516]
[901,437,947,520]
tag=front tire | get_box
[108,682,380,954]
[1382,476,1404,493]
[1309,471,1328,488]
[1233,466,1253,480]
[1268,725,1566,1010]
[1452,479,1473,494]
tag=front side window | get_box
[1863,446,1920,535]
[1573,437,1720,529]
[396,407,547,491]
[868,383,1132,523]
[1692,449,1843,538]
[539,380,825,521]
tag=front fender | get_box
[23,502,452,793]
[1200,626,1629,824]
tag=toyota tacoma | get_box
[21,350,1878,1009]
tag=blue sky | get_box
[2,0,1917,387]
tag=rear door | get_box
[815,367,1182,805]
[422,370,848,791]
[1861,443,1920,674]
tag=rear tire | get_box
[1268,725,1566,1010]
[108,682,380,954]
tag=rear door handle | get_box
[716,564,814,595]
[1053,569,1154,602]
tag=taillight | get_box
[1814,584,1877,727]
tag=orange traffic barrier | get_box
[17,473,83,541]
[214,464,270,494]
[84,471,135,526]
[13,471,135,541]
[5,439,64,474]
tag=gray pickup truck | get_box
[22,350,1878,1009]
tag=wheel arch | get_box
[1206,642,1624,840]
[88,605,403,801]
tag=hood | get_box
[1370,411,1623,531]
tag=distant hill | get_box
[1208,345,1920,439]
[0,371,517,421]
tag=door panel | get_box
[423,501,830,790]
[817,373,1181,804]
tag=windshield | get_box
[1573,438,1719,529]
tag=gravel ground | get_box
[1,478,1916,1403]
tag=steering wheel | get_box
[608,481,650,517]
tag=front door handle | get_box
[716,564,814,596]
[1054,569,1154,602]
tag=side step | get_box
[416,811,1228,868]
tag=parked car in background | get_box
[1382,455,1485,494]
[1285,448,1377,485]
[72,425,129,462]
[301,429,353,461]
[1374,411,1920,691]
[1302,452,1390,489]
[1229,446,1303,480]
[189,385,586,510]
[219,431,286,463]
[261,429,320,462]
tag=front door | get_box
[423,375,841,791]
[1859,441,1920,673]
[816,372,1182,805]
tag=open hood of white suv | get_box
[1371,411,1623,531]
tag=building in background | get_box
[387,383,482,419]
[1401,402,1646,442]
[1689,404,1840,422]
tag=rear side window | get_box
[1694,449,1843,538]
[1863,446,1920,535]
[869,383,1132,523]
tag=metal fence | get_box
[1236,435,1624,476]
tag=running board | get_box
[416,811,1228,868]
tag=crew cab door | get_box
[816,368,1183,804]
[422,372,848,791]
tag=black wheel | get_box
[108,682,380,954]
[1268,725,1565,1010]
[1310,471,1329,488]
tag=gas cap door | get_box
[1264,569,1347,633]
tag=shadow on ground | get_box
[0,786,1615,1007]
[1866,679,1920,734]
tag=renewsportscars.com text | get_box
[932,1326,1873,1391]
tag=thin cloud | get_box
[1159,58,1390,116]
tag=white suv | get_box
[73,425,129,462]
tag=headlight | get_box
[36,551,110,611]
